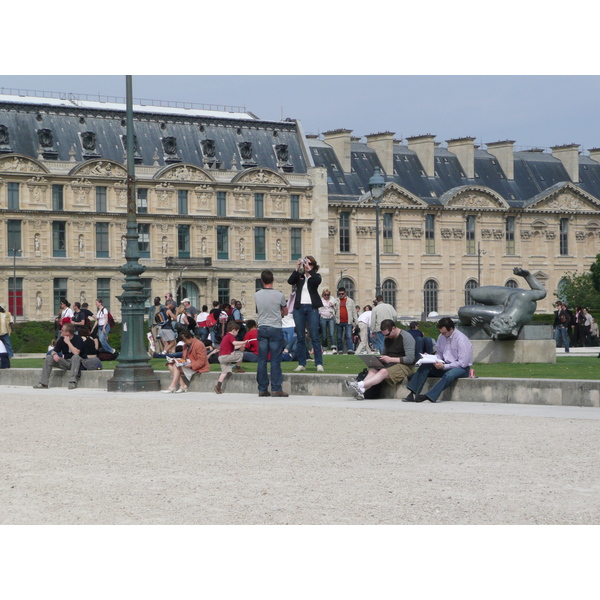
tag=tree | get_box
[590,252,600,293]
[556,271,600,311]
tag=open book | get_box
[166,357,188,366]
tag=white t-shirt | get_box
[96,307,108,326]
[358,310,372,326]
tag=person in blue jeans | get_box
[403,317,473,403]
[255,269,289,397]
[287,255,324,373]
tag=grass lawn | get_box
[7,355,600,380]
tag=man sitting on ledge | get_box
[403,317,472,403]
[33,322,86,390]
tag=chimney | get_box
[446,137,476,179]
[551,143,580,183]
[587,148,600,166]
[486,140,516,180]
[365,131,396,176]
[322,129,353,173]
[406,134,436,177]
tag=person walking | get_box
[255,269,289,397]
[318,289,336,351]
[333,287,358,354]
[370,295,398,353]
[91,299,118,358]
[287,255,324,373]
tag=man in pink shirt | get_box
[403,317,473,403]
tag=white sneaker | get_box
[293,365,306,372]
[345,380,364,400]
[316,365,324,372]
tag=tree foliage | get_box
[555,271,600,311]
[590,252,600,293]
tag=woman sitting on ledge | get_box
[163,331,210,394]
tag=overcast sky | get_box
[2,74,600,152]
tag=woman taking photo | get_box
[287,255,324,373]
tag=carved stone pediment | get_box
[233,168,290,187]
[447,193,497,209]
[71,160,127,179]
[157,163,214,182]
[154,182,176,209]
[0,155,46,174]
[535,191,598,212]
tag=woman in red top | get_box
[163,331,210,393]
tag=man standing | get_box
[181,298,198,334]
[333,287,357,354]
[255,269,289,397]
[33,323,87,390]
[403,317,472,403]
[553,301,570,353]
[370,295,398,353]
[346,319,416,400]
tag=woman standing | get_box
[162,331,210,393]
[287,255,324,372]
[318,289,336,351]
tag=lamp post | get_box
[107,76,161,392]
[477,242,486,286]
[10,248,21,317]
[178,267,188,303]
[368,167,385,297]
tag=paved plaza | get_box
[1,385,598,525]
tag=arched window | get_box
[338,277,355,300]
[424,279,438,315]
[382,279,397,310]
[505,279,518,288]
[557,278,568,303]
[178,281,199,307]
[464,279,479,305]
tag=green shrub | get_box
[11,321,122,353]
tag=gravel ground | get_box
[1,386,599,525]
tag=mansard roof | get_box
[0,95,309,174]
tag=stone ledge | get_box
[2,369,599,408]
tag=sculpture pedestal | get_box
[458,325,556,364]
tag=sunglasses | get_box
[324,294,330,297]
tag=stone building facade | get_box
[0,94,328,320]
[1,92,599,322]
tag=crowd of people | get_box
[8,253,598,399]
[553,301,598,352]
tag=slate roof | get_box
[0,95,309,173]
[306,136,600,208]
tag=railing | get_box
[0,87,246,114]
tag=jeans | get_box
[257,326,284,392]
[336,322,355,353]
[407,363,470,402]
[554,326,570,352]
[373,331,385,354]
[0,334,13,358]
[98,325,115,354]
[283,326,296,348]
[294,304,323,367]
[320,317,335,348]
[243,351,259,362]
[196,326,209,342]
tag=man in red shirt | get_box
[333,287,357,354]
[242,319,259,362]
[215,321,246,393]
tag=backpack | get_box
[206,313,217,328]
[107,311,115,327]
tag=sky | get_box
[2,74,600,151]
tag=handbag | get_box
[287,290,296,314]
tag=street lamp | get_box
[178,267,188,303]
[107,75,160,392]
[369,166,385,297]
[10,248,21,318]
[477,242,487,286]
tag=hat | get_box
[182,298,190,303]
